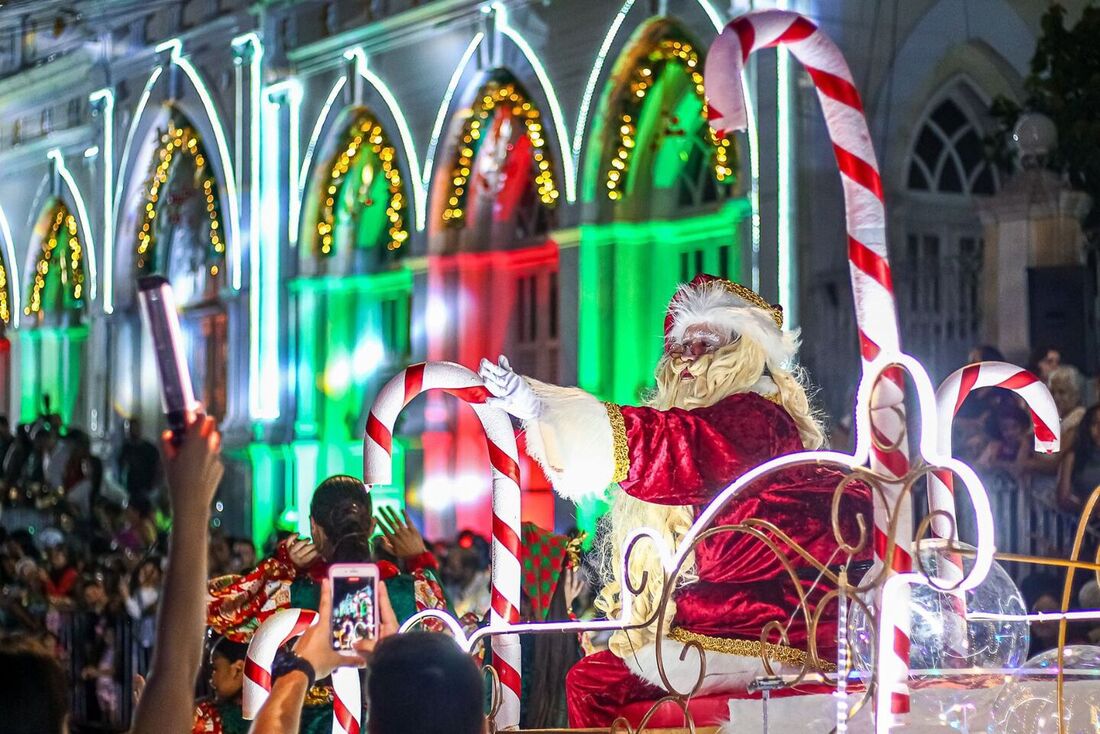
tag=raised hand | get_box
[478,355,543,421]
[285,533,320,571]
[376,506,427,559]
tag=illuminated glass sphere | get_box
[990,645,1100,733]
[849,540,1029,677]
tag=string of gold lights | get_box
[26,201,85,316]
[0,251,10,325]
[136,120,225,275]
[604,38,734,201]
[442,79,560,227]
[316,112,408,256]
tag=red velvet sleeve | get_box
[618,393,804,506]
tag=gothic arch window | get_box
[434,71,561,249]
[907,94,999,196]
[896,81,998,382]
[21,197,88,423]
[300,107,410,274]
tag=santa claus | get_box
[479,274,872,727]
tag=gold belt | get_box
[304,685,334,706]
[668,627,837,673]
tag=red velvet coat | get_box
[616,392,872,656]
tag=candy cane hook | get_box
[933,361,1060,538]
[243,608,362,734]
[363,361,522,730]
[706,9,913,718]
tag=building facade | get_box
[0,0,1079,543]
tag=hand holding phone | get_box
[137,276,197,443]
[328,564,380,650]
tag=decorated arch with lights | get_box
[277,105,417,543]
[20,197,88,424]
[421,68,564,538]
[110,108,232,450]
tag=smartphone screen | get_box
[331,574,377,650]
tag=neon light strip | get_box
[0,205,21,325]
[422,32,484,189]
[114,66,163,246]
[89,88,114,313]
[494,4,576,203]
[283,83,302,247]
[48,149,98,302]
[171,48,244,291]
[743,71,761,291]
[967,609,1100,623]
[777,28,793,321]
[346,48,427,231]
[571,1,634,170]
[695,0,724,32]
[299,76,347,200]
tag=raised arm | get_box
[129,414,223,734]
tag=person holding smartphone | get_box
[207,475,452,733]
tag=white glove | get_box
[478,355,543,422]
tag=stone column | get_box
[976,113,1091,364]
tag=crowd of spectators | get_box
[2,340,1100,732]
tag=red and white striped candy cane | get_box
[363,361,522,729]
[706,9,914,717]
[933,361,1060,537]
[243,608,362,734]
[925,362,1059,669]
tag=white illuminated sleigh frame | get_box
[386,354,1081,733]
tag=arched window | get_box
[293,106,415,507]
[21,197,88,423]
[907,97,999,196]
[135,116,228,419]
[897,82,999,381]
[578,18,748,406]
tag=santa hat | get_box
[663,274,799,368]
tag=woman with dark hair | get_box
[205,476,450,733]
[208,474,448,637]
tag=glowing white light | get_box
[776,2,794,324]
[299,76,347,210]
[89,87,114,313]
[171,46,244,290]
[423,32,484,189]
[572,1,634,169]
[83,146,99,159]
[572,1,722,173]
[345,48,427,231]
[352,335,385,380]
[48,149,98,302]
[743,73,761,291]
[0,205,21,326]
[967,609,1100,623]
[494,4,576,203]
[114,65,162,261]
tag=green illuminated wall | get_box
[19,325,88,424]
[575,18,750,535]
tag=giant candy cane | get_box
[706,10,915,715]
[243,608,363,734]
[363,362,522,730]
[933,361,1060,537]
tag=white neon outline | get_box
[48,149,99,303]
[89,88,114,313]
[570,0,723,175]
[231,33,268,418]
[345,48,428,232]
[114,65,162,253]
[83,146,99,159]
[493,4,576,204]
[0,205,21,326]
[394,351,998,734]
[966,609,1100,623]
[744,74,761,291]
[777,38,793,322]
[299,76,347,201]
[571,0,634,170]
[170,43,244,291]
[422,32,484,189]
